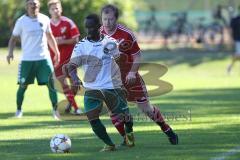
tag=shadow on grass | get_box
[0,123,239,160]
[1,87,239,131]
[142,49,229,67]
[150,88,240,115]
[1,87,239,159]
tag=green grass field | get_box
[0,48,239,160]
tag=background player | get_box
[6,0,60,119]
[48,0,82,114]
[66,14,134,151]
[100,4,178,145]
[227,6,240,74]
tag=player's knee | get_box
[111,113,124,125]
[136,97,148,103]
[19,84,28,89]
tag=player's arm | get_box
[56,21,80,45]
[66,61,82,93]
[228,28,233,44]
[46,32,60,66]
[7,35,19,64]
[56,36,79,45]
[67,62,80,83]
[125,51,141,85]
[65,42,83,93]
[122,31,141,85]
[129,51,141,73]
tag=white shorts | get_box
[235,41,240,56]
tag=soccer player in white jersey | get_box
[66,14,134,152]
[6,0,61,120]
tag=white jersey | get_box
[70,35,122,89]
[12,13,52,61]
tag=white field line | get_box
[77,136,96,140]
[210,146,240,160]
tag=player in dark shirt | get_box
[227,6,240,74]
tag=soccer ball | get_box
[50,134,71,153]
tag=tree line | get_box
[0,0,138,47]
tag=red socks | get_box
[64,89,78,110]
[111,114,125,137]
[150,106,171,132]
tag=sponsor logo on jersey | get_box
[60,27,67,34]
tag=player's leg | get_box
[16,84,27,118]
[108,88,133,145]
[227,56,237,74]
[104,89,126,137]
[55,66,81,114]
[228,42,240,74]
[16,61,35,118]
[16,85,27,110]
[84,90,116,151]
[57,75,81,114]
[137,101,178,145]
[103,89,134,147]
[36,60,59,119]
[126,76,178,144]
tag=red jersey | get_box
[50,16,80,66]
[101,24,148,102]
[101,24,140,76]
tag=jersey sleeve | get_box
[119,32,140,56]
[70,42,83,66]
[12,19,22,36]
[69,19,80,38]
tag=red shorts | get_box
[122,73,148,103]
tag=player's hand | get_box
[125,72,136,85]
[6,53,14,64]
[53,53,60,67]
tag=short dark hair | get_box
[85,14,101,26]
[101,4,119,19]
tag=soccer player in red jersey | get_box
[100,4,178,145]
[48,0,81,114]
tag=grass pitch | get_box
[0,48,239,160]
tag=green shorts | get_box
[18,59,53,85]
[84,89,129,114]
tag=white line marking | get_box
[77,136,96,140]
[210,146,240,160]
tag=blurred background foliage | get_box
[0,0,140,47]
[1,0,239,47]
